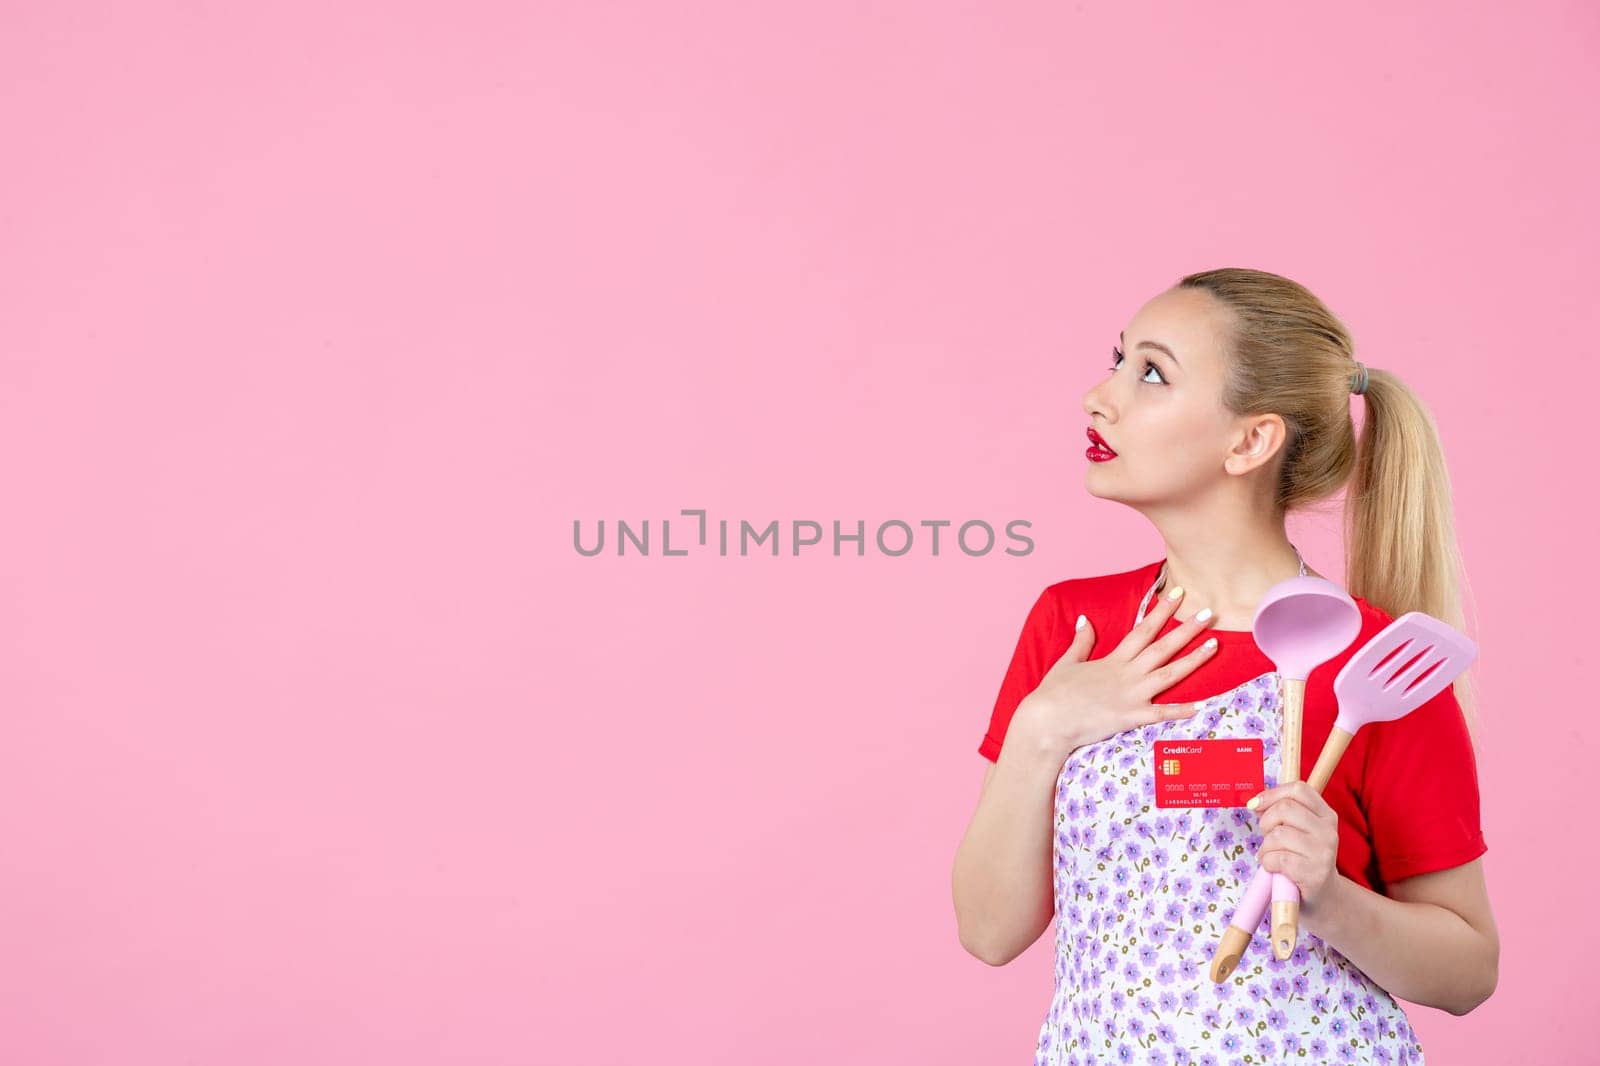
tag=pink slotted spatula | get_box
[1208,610,1479,981]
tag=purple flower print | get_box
[1291,973,1310,995]
[1321,964,1338,983]
[1201,1009,1222,1028]
[1292,944,1311,966]
[1066,798,1082,819]
[1173,875,1192,894]
[1138,871,1156,894]
[1127,1016,1146,1039]
[1219,1032,1241,1053]
[1124,838,1143,861]
[1311,994,1330,1013]
[1181,988,1199,1010]
[1329,1016,1348,1037]
[1310,1038,1329,1057]
[1266,1007,1288,1030]
[1230,809,1251,827]
[1164,901,1185,923]
[1115,1043,1134,1064]
[1341,989,1358,1011]
[1373,1047,1392,1064]
[1110,821,1127,842]
[1200,880,1220,901]
[1360,1019,1377,1041]
[1363,991,1380,1013]
[1338,1043,1358,1062]
[1148,923,1170,945]
[1243,714,1265,734]
[1147,1049,1168,1066]
[1270,977,1290,998]
[1173,930,1195,953]
[1140,944,1160,966]
[1281,1033,1301,1054]
[1246,832,1264,851]
[1255,1035,1277,1058]
[1157,991,1178,1012]
[1123,961,1139,984]
[1188,899,1208,922]
[1230,858,1254,883]
[1214,828,1235,848]
[1178,957,1201,981]
[1247,982,1267,1003]
[1196,855,1217,875]
[1101,781,1118,801]
[1233,1005,1254,1026]
[1155,963,1175,985]
[1199,1056,1219,1066]
[1111,988,1127,1012]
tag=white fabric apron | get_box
[1031,561,1426,1065]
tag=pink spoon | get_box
[1209,609,1479,981]
[1212,575,1360,977]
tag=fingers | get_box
[1136,633,1221,698]
[1135,698,1203,728]
[1252,784,1336,836]
[1114,582,1185,661]
[1044,612,1096,672]
[1133,601,1218,673]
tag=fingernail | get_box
[1166,585,1184,601]
[1194,607,1213,623]
[1203,637,1217,651]
[1076,613,1087,630]
[1246,795,1262,811]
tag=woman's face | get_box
[1081,287,1269,509]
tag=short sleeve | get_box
[978,588,1062,762]
[1360,681,1487,886]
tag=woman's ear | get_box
[1223,413,1288,476]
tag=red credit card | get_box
[1154,739,1265,809]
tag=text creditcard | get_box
[1154,739,1265,809]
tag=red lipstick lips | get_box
[1086,426,1117,462]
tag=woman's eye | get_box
[1109,347,1166,384]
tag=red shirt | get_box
[979,559,1487,893]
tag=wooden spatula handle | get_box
[1308,728,1355,793]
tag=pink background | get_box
[3,2,1595,1062]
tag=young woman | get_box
[951,268,1498,1065]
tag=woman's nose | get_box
[1083,380,1115,421]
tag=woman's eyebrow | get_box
[1119,330,1181,367]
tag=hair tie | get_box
[1350,361,1369,395]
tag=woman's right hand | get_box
[1014,585,1220,758]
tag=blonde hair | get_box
[1175,267,1481,749]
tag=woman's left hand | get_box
[1248,781,1341,916]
